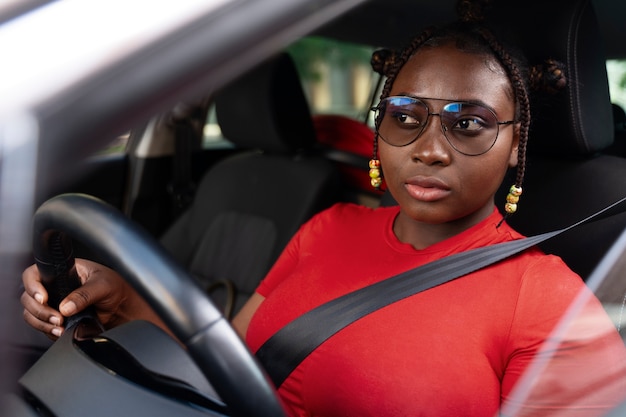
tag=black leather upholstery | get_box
[160,54,338,315]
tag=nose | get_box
[410,112,452,165]
[430,113,450,136]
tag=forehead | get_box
[391,44,513,105]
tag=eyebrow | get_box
[393,93,499,115]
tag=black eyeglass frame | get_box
[371,95,517,156]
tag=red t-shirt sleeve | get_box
[501,256,626,415]
[256,206,329,297]
[256,230,302,298]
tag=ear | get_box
[508,123,521,168]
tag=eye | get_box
[389,109,421,128]
[452,117,484,133]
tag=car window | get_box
[607,59,626,111]
[202,106,232,149]
[287,36,378,120]
[201,37,379,149]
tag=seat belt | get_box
[256,197,626,388]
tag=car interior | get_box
[4,0,626,415]
[159,53,341,318]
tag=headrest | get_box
[487,0,613,156]
[215,53,316,153]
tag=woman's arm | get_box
[232,292,265,340]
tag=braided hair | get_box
[370,6,566,218]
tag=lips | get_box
[404,175,451,202]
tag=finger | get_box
[58,288,90,317]
[21,290,64,326]
[57,273,113,317]
[23,308,63,340]
[55,260,111,317]
[21,290,64,339]
[74,259,92,285]
[75,258,110,284]
[22,264,48,305]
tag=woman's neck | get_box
[392,205,495,250]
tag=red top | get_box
[247,203,626,417]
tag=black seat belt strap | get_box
[256,197,626,388]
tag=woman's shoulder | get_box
[509,248,584,293]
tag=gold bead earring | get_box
[369,158,382,189]
[504,185,523,215]
[370,135,382,190]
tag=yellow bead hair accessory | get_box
[504,185,523,214]
[369,159,382,189]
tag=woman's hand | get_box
[21,259,160,340]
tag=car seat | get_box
[486,0,626,281]
[159,53,339,317]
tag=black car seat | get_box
[159,53,339,317]
[486,0,626,280]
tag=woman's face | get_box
[380,43,520,228]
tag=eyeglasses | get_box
[371,96,516,156]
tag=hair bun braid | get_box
[529,58,568,94]
[457,0,492,23]
[371,48,399,77]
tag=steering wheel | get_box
[31,193,286,417]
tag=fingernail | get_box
[51,327,62,337]
[34,293,44,304]
[60,301,76,316]
[49,316,60,326]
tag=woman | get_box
[21,11,626,417]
